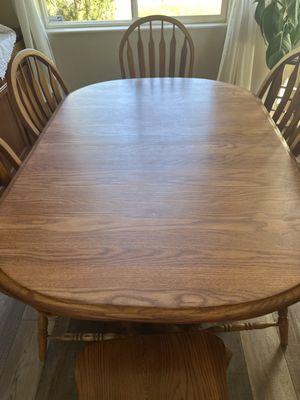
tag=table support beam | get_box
[46,320,281,343]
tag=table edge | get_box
[1,269,300,323]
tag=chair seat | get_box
[75,332,230,400]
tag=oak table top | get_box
[0,78,300,324]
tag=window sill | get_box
[47,22,227,34]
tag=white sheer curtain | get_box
[218,0,260,90]
[13,0,54,61]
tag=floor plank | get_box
[1,297,300,400]
[221,332,253,400]
[35,317,73,400]
[0,319,41,400]
[36,319,128,400]
[0,294,25,377]
[22,305,39,321]
[272,303,300,397]
[241,314,298,400]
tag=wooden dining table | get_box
[1,78,300,332]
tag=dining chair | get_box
[257,49,300,344]
[75,332,231,400]
[293,137,300,158]
[119,15,195,79]
[257,47,300,156]
[0,138,21,187]
[8,49,69,140]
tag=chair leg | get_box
[225,347,232,366]
[38,313,48,362]
[278,308,289,347]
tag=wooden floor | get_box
[0,293,299,400]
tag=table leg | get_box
[278,308,289,347]
[38,313,48,362]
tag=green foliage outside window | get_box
[45,0,115,21]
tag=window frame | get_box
[39,0,229,29]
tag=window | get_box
[40,0,228,28]
[138,0,223,18]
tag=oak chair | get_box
[119,15,195,79]
[0,138,21,188]
[257,50,300,344]
[257,48,300,156]
[8,49,69,141]
[293,136,300,158]
[75,332,231,400]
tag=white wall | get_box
[0,0,268,94]
[0,0,19,29]
[48,24,227,91]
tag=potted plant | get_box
[254,0,300,69]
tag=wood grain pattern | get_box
[0,78,300,324]
[1,296,299,399]
[38,313,48,362]
[278,308,289,346]
[7,49,69,139]
[75,332,230,400]
[119,15,194,79]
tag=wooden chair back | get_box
[119,15,195,79]
[293,137,300,158]
[257,48,300,155]
[0,138,21,187]
[75,332,231,400]
[8,49,69,139]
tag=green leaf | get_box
[285,20,295,34]
[282,31,292,53]
[255,0,266,36]
[268,31,283,53]
[290,23,300,44]
[290,4,300,44]
[255,0,300,69]
[266,47,286,69]
[262,2,285,43]
[266,30,292,69]
[284,0,299,26]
